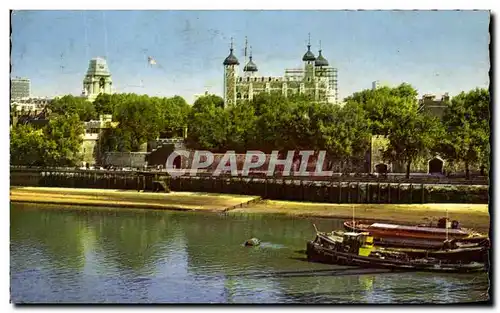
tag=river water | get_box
[10,203,490,304]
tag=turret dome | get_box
[243,56,258,72]
[302,44,316,61]
[223,48,239,66]
[315,50,329,67]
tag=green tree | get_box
[10,113,84,167]
[98,127,133,153]
[50,95,97,121]
[383,108,443,178]
[159,95,191,137]
[43,113,85,166]
[96,93,191,152]
[187,94,230,151]
[113,94,163,151]
[318,102,371,170]
[439,88,490,178]
[345,83,419,135]
[226,101,257,152]
[250,93,295,152]
[93,93,115,116]
[10,124,49,166]
[192,94,225,111]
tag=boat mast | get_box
[352,204,355,227]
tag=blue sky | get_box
[11,10,490,103]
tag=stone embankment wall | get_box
[103,152,148,168]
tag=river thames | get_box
[10,203,489,304]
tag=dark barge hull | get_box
[306,241,486,273]
[396,246,489,264]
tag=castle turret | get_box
[303,34,316,79]
[223,38,239,106]
[315,49,329,67]
[243,46,258,77]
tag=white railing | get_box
[157,138,185,144]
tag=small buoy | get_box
[244,238,261,246]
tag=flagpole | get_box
[244,36,248,76]
[352,204,355,229]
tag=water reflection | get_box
[11,205,86,271]
[10,203,489,303]
[90,209,181,275]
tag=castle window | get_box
[237,93,242,99]
[247,77,250,82]
[239,77,242,82]
[244,94,249,99]
[269,77,272,82]
[262,77,265,82]
[307,78,311,82]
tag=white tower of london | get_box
[82,57,113,102]
[222,35,339,106]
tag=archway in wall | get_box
[375,163,388,175]
[173,156,182,169]
[428,157,444,174]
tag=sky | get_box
[11,10,490,103]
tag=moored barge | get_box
[306,230,487,273]
[343,220,489,249]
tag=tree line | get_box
[9,84,490,178]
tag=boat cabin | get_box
[316,231,374,257]
[342,232,374,256]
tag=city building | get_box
[81,57,113,102]
[372,80,380,90]
[11,97,51,113]
[419,93,450,119]
[223,37,338,106]
[11,77,31,99]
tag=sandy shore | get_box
[10,187,261,212]
[231,201,490,232]
[10,186,490,231]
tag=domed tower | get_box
[82,57,112,102]
[243,47,258,77]
[314,42,337,104]
[303,34,316,79]
[223,38,239,106]
[314,41,329,78]
[315,49,329,68]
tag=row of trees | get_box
[186,85,490,178]
[10,84,490,178]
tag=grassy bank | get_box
[10,187,490,232]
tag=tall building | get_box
[223,37,339,106]
[11,77,31,99]
[81,57,113,102]
[372,80,380,90]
